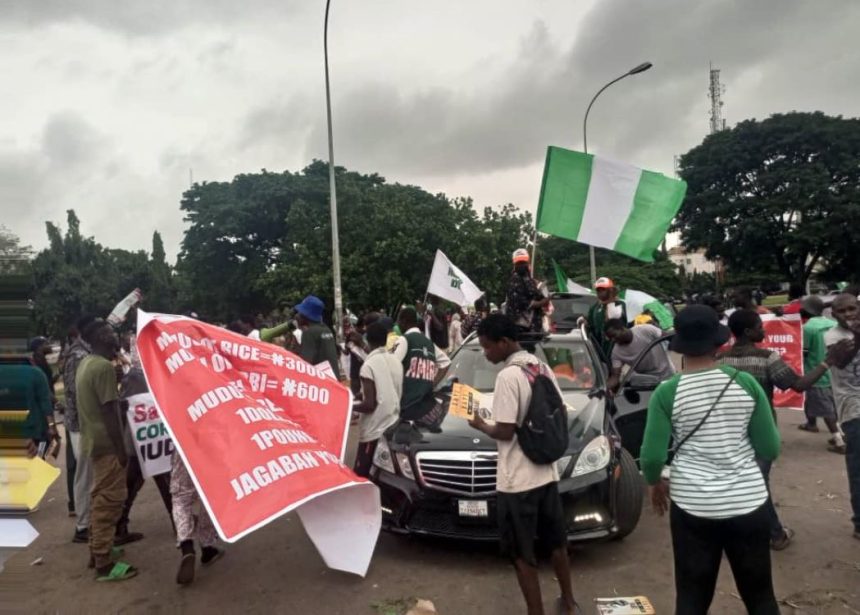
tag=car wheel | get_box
[612,448,644,540]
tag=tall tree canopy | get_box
[675,112,860,286]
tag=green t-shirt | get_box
[75,355,119,458]
[803,316,836,388]
[299,323,342,380]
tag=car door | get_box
[609,333,676,459]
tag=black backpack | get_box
[516,363,569,464]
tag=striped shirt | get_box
[640,366,781,519]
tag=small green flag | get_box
[536,146,687,262]
[552,260,568,293]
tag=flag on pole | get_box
[536,147,687,262]
[426,250,484,307]
[552,260,568,293]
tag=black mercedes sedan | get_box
[368,329,649,543]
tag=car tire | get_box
[612,448,644,540]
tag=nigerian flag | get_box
[536,146,687,262]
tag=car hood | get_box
[390,390,606,456]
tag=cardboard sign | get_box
[136,311,380,576]
[595,596,655,615]
[126,392,173,479]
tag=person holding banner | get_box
[719,309,848,551]
[294,295,342,381]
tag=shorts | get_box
[353,440,379,478]
[805,387,837,419]
[497,482,567,566]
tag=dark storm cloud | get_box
[0,0,304,35]
[239,0,859,178]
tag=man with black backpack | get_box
[468,313,580,615]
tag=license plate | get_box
[458,500,488,518]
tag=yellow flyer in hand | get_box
[449,383,492,421]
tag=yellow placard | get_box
[0,456,61,511]
[449,383,492,421]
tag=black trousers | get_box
[670,502,780,615]
[117,455,174,533]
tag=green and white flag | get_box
[426,250,484,307]
[536,146,687,262]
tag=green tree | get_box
[0,225,34,275]
[536,236,682,299]
[675,112,860,287]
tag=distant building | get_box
[668,247,723,277]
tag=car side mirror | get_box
[623,388,641,405]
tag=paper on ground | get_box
[0,518,39,574]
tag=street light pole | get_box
[324,0,344,342]
[582,62,652,284]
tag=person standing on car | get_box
[352,322,403,477]
[604,319,675,394]
[392,307,444,422]
[505,248,548,333]
[718,309,842,550]
[585,277,627,365]
[640,305,781,614]
[468,313,580,615]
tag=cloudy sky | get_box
[2,0,858,260]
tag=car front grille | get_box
[414,451,498,496]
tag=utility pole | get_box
[708,62,726,135]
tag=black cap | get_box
[29,336,49,353]
[669,305,731,357]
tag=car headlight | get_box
[555,455,573,477]
[395,452,415,480]
[372,439,396,474]
[572,436,610,477]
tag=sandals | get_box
[176,552,196,586]
[95,561,138,582]
[114,531,144,546]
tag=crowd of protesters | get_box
[9,244,860,614]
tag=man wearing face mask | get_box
[505,248,548,334]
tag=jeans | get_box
[671,502,780,615]
[70,431,93,531]
[756,458,785,540]
[843,418,860,532]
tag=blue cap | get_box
[295,295,325,323]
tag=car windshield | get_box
[551,297,596,327]
[438,339,598,393]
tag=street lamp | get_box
[324,0,344,342]
[582,61,653,284]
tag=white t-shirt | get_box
[358,348,403,442]
[492,350,560,493]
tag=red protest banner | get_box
[761,314,804,409]
[136,312,380,575]
[720,313,805,409]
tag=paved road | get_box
[2,409,858,614]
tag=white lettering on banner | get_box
[250,428,317,450]
[281,378,330,404]
[165,348,195,374]
[187,384,245,422]
[229,452,331,500]
[767,334,794,344]
[126,393,173,478]
[219,340,262,361]
[236,406,291,425]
